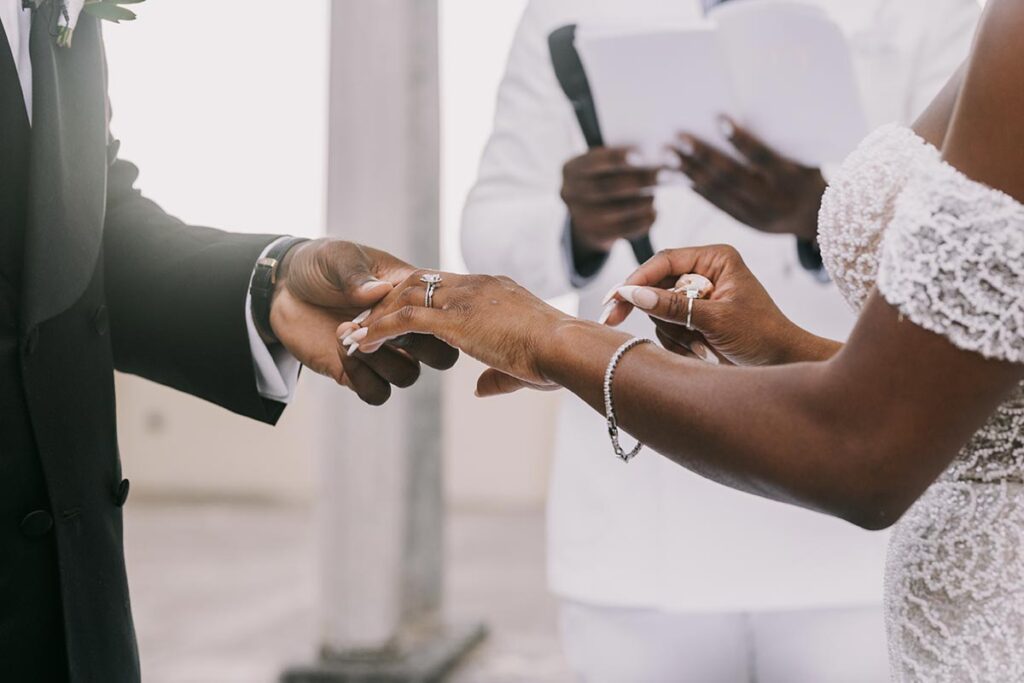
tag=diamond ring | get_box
[421,273,443,309]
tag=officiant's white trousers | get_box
[559,600,890,683]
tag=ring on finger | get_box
[421,273,443,309]
[685,290,698,330]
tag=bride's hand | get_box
[342,271,578,395]
[604,245,834,366]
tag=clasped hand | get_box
[290,240,831,404]
[267,239,459,405]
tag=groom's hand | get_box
[268,239,459,405]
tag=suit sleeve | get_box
[102,148,286,425]
[460,1,586,300]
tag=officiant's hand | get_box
[604,245,840,366]
[672,117,826,241]
[269,240,459,405]
[349,271,579,396]
[562,147,661,256]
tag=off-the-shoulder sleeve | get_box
[877,159,1024,363]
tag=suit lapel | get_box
[22,10,107,332]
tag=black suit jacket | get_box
[3,11,286,681]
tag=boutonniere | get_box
[22,0,144,48]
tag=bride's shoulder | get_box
[873,1,1024,364]
[941,0,1024,203]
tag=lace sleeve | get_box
[877,158,1024,363]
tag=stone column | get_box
[283,1,485,680]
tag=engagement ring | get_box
[421,273,443,308]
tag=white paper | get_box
[576,0,868,168]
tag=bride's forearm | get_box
[777,330,843,364]
[537,319,906,529]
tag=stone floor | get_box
[124,502,572,683]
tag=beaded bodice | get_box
[819,124,1024,485]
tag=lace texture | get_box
[878,155,1024,363]
[819,125,940,311]
[818,125,1024,682]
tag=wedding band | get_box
[685,290,698,330]
[421,273,443,309]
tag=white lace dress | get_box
[818,124,1024,682]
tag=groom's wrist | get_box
[251,236,309,346]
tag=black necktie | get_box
[0,19,31,303]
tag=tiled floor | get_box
[124,503,572,683]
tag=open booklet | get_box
[575,0,868,167]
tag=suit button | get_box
[20,510,54,538]
[115,478,130,507]
[22,327,39,356]
[92,305,109,336]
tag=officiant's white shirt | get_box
[1,3,299,403]
[462,0,980,612]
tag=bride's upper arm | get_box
[822,1,1024,512]
[941,0,1024,202]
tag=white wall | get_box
[106,0,559,509]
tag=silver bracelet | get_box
[603,337,654,462]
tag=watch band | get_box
[250,237,309,345]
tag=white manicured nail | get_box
[342,327,368,346]
[353,309,371,325]
[625,151,645,167]
[597,301,617,325]
[656,169,677,185]
[691,341,720,365]
[601,285,623,306]
[616,285,659,310]
[676,137,695,156]
[718,116,735,139]
[347,343,360,356]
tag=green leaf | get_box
[83,3,137,21]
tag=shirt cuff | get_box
[246,237,302,403]
[562,216,609,289]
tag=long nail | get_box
[337,322,358,342]
[718,115,735,139]
[597,301,618,325]
[676,136,695,156]
[616,285,659,310]
[353,309,372,325]
[691,341,719,365]
[625,150,644,167]
[601,285,623,306]
[346,343,360,356]
[341,327,368,346]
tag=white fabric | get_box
[461,0,980,611]
[821,124,1024,681]
[0,0,32,122]
[559,600,890,683]
[1,9,299,403]
[246,238,302,402]
[878,147,1024,364]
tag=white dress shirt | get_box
[462,0,981,612]
[1,3,299,403]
